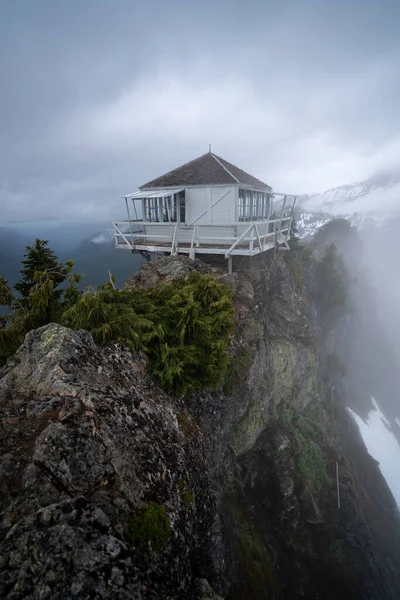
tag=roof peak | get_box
[209,152,240,184]
[140,152,272,190]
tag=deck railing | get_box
[113,216,293,257]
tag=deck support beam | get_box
[137,250,151,261]
[228,256,233,275]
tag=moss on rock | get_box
[128,502,171,553]
[178,475,195,512]
[228,503,280,600]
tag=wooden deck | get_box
[115,234,282,257]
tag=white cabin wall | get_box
[186,188,210,224]
[186,186,236,225]
[210,186,236,223]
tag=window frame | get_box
[238,189,271,222]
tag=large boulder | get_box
[124,256,217,290]
[0,323,214,599]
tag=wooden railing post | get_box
[170,223,178,256]
[189,225,197,259]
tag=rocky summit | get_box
[0,324,215,599]
[1,232,400,599]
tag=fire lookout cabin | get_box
[113,151,297,272]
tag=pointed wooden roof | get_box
[140,152,272,191]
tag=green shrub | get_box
[295,431,330,494]
[0,250,80,366]
[128,502,171,553]
[277,404,329,495]
[63,271,235,397]
[298,405,326,437]
[279,407,294,430]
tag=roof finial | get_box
[209,143,212,154]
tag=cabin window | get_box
[264,193,271,218]
[246,190,252,220]
[146,194,180,223]
[146,197,161,222]
[179,190,186,223]
[161,196,177,222]
[167,195,177,222]
[252,192,260,221]
[239,190,271,221]
[239,189,245,220]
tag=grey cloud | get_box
[1,0,400,222]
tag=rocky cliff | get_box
[1,244,400,599]
[0,324,216,599]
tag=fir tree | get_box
[0,257,79,366]
[62,283,158,352]
[62,271,234,397]
[149,272,234,395]
[0,275,13,330]
[14,239,67,303]
[63,261,82,309]
[0,275,13,310]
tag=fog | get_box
[1,1,400,223]
[318,214,400,507]
[1,0,400,511]
[348,399,400,507]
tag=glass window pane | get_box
[246,191,251,221]
[179,191,186,223]
[239,189,245,221]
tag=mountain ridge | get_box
[296,169,400,238]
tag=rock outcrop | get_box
[2,242,400,599]
[0,324,214,599]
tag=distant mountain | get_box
[0,227,31,285]
[296,170,400,238]
[71,229,146,289]
[0,223,147,291]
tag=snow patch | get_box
[347,397,400,507]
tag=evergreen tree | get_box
[0,275,13,309]
[62,271,234,397]
[0,275,13,330]
[0,256,79,366]
[14,239,67,303]
[62,261,82,309]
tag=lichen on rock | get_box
[0,323,214,599]
[2,246,400,600]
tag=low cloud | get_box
[1,1,400,223]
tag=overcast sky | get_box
[1,0,400,223]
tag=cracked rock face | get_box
[124,256,219,290]
[0,324,214,599]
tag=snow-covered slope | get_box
[297,170,400,238]
[348,398,400,507]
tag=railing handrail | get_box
[113,217,292,228]
[113,218,293,255]
[225,223,254,257]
